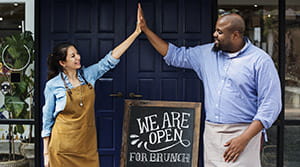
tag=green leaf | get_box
[14,59,25,69]
[16,125,25,134]
[5,96,25,118]
[7,46,20,59]
[13,84,28,101]
[0,108,6,113]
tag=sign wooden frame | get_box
[120,99,201,167]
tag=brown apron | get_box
[48,84,99,167]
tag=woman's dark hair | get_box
[47,42,77,80]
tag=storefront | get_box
[0,0,299,166]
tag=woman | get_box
[42,12,141,167]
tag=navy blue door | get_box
[40,0,213,166]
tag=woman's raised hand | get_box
[135,3,142,34]
[137,3,147,32]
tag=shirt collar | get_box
[60,70,85,85]
[221,37,251,58]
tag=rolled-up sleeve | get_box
[83,51,120,83]
[253,59,282,129]
[41,84,55,138]
[164,43,193,69]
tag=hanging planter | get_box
[0,31,34,167]
[1,44,31,72]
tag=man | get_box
[137,3,281,167]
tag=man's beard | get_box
[213,42,231,52]
[212,43,220,52]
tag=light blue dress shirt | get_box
[42,52,120,138]
[164,39,282,129]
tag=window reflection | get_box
[284,125,300,166]
[285,2,300,120]
[0,3,25,120]
[0,124,35,165]
[0,3,34,121]
[0,1,35,166]
[284,1,300,166]
[0,3,25,41]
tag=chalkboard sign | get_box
[120,100,201,167]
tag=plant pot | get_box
[19,143,34,167]
[0,153,29,167]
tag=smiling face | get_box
[213,17,234,52]
[59,46,81,72]
[213,14,246,53]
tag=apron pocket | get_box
[57,127,91,154]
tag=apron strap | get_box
[60,70,93,93]
[79,70,93,89]
[60,72,72,95]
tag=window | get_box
[285,1,300,120]
[0,0,36,166]
[284,1,300,166]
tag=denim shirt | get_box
[164,38,282,129]
[42,51,120,138]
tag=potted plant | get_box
[0,31,34,167]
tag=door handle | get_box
[129,92,143,98]
[109,92,123,97]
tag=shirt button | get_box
[215,116,219,119]
[216,104,219,107]
[221,80,224,83]
[218,91,221,94]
